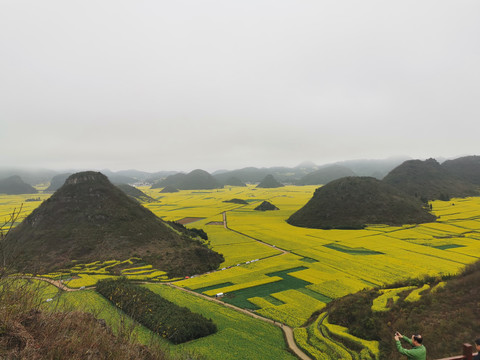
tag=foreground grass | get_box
[0,278,170,360]
[53,283,294,360]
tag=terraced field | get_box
[3,185,480,359]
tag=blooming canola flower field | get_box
[138,185,480,327]
[2,184,480,359]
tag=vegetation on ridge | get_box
[287,177,436,229]
[383,158,479,201]
[0,175,37,195]
[4,171,223,276]
[326,260,480,359]
[152,169,220,190]
[256,174,284,188]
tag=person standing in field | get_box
[394,331,426,360]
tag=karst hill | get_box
[442,155,480,185]
[254,201,279,211]
[287,177,436,229]
[256,174,284,188]
[0,175,38,195]
[152,169,220,190]
[4,171,223,275]
[383,158,478,201]
[45,173,72,192]
[296,164,356,185]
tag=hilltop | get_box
[152,169,221,190]
[256,174,284,188]
[287,177,436,229]
[4,171,223,276]
[45,173,72,192]
[254,201,279,211]
[442,155,480,185]
[383,158,478,201]
[296,164,356,185]
[0,175,38,195]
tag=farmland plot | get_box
[5,185,480,359]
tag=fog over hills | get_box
[1,155,479,189]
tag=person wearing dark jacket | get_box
[474,338,480,360]
[394,332,426,360]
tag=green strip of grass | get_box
[323,243,384,255]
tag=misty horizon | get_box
[2,1,479,173]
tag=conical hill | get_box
[254,201,279,211]
[0,175,37,195]
[256,174,283,188]
[442,155,480,185]
[383,158,478,201]
[5,171,223,275]
[46,173,71,192]
[152,169,220,190]
[287,177,436,229]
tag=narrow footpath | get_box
[167,283,312,360]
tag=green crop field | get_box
[3,184,480,359]
[45,282,295,360]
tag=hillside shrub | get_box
[96,278,217,344]
[167,221,208,240]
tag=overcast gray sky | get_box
[1,1,479,172]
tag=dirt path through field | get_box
[222,211,289,255]
[8,275,87,292]
[166,283,312,360]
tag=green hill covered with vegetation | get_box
[256,174,284,188]
[4,171,223,276]
[254,200,279,211]
[152,169,220,190]
[442,155,480,185]
[287,177,436,229]
[383,158,478,201]
[0,175,38,195]
[45,173,71,192]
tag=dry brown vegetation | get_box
[0,278,170,360]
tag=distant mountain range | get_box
[288,157,480,229]
[1,155,478,193]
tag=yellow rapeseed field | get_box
[4,184,480,357]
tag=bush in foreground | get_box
[0,278,168,360]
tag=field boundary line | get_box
[166,283,312,360]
